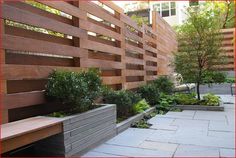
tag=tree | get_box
[203,1,235,28]
[173,5,226,100]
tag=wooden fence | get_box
[218,28,235,71]
[1,1,177,123]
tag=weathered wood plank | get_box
[37,1,87,20]
[2,64,86,80]
[79,2,122,28]
[2,34,87,58]
[2,4,86,38]
[102,76,122,85]
[80,19,122,41]
[81,39,123,55]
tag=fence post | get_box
[142,25,147,84]
[1,18,8,123]
[72,1,88,68]
[118,14,127,89]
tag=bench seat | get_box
[1,116,64,154]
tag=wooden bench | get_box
[1,116,64,154]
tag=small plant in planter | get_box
[174,93,221,106]
[137,84,160,106]
[133,99,150,114]
[45,68,102,115]
[152,76,174,94]
[201,93,221,106]
[131,119,152,129]
[174,93,199,105]
[103,88,142,118]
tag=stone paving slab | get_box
[139,141,178,153]
[92,144,174,157]
[105,128,154,147]
[150,124,178,131]
[148,117,175,125]
[219,148,235,157]
[209,120,234,132]
[82,151,120,157]
[173,145,219,157]
[208,131,235,139]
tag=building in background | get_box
[116,1,203,26]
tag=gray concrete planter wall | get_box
[174,102,224,111]
[116,107,155,134]
[36,104,116,157]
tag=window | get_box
[170,2,176,16]
[153,2,176,17]
[161,2,169,17]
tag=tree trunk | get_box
[196,82,200,100]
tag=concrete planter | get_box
[174,102,224,111]
[37,104,116,156]
[116,107,155,134]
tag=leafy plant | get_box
[133,99,150,114]
[131,119,151,129]
[103,89,141,118]
[137,84,160,106]
[201,93,221,106]
[225,77,235,83]
[153,76,174,94]
[157,93,175,113]
[174,93,199,105]
[45,69,102,113]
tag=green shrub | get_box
[157,93,175,112]
[45,69,102,113]
[201,93,220,106]
[202,71,226,84]
[103,89,141,117]
[153,76,174,94]
[174,93,199,105]
[225,77,235,83]
[137,84,160,106]
[133,99,150,114]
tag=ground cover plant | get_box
[174,93,221,106]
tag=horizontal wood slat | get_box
[2,64,86,80]
[145,55,157,62]
[146,66,157,71]
[80,20,122,41]
[2,34,87,58]
[121,14,142,32]
[81,39,123,55]
[144,45,158,54]
[126,70,145,76]
[102,76,122,85]
[99,1,124,14]
[6,1,72,25]
[125,81,145,89]
[85,59,123,69]
[125,56,144,65]
[79,2,122,28]
[3,91,46,110]
[146,75,158,81]
[37,1,87,20]
[124,28,143,43]
[2,4,86,38]
[126,44,144,54]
